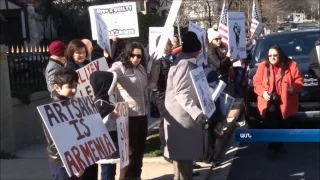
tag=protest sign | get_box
[190,67,216,118]
[116,102,129,168]
[94,9,111,55]
[251,22,265,40]
[89,2,139,40]
[188,21,207,66]
[37,96,116,177]
[154,0,182,60]
[227,12,246,59]
[149,27,174,57]
[75,59,109,99]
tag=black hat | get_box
[182,31,202,53]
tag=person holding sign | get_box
[65,39,90,70]
[164,31,208,180]
[108,42,160,180]
[43,67,98,180]
[90,71,120,180]
[206,29,232,84]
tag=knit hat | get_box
[207,28,221,43]
[182,31,201,53]
[49,40,65,56]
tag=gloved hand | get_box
[195,112,208,124]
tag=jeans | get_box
[101,164,116,180]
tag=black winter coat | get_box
[207,45,232,77]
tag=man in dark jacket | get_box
[151,35,175,162]
[309,38,320,86]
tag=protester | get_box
[308,38,320,86]
[253,45,303,157]
[45,40,67,96]
[164,31,208,180]
[65,39,90,70]
[172,34,181,49]
[108,42,159,180]
[206,28,232,84]
[90,71,119,180]
[43,67,98,180]
[150,35,175,163]
[81,39,94,61]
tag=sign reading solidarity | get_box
[75,58,109,100]
[37,96,116,177]
[89,2,139,39]
[116,102,129,168]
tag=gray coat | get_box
[164,53,203,160]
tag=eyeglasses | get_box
[214,38,222,41]
[130,54,142,59]
[268,54,278,58]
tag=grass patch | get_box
[0,151,18,159]
[144,134,162,157]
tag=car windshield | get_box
[253,32,320,63]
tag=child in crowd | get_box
[43,67,98,180]
[90,71,119,180]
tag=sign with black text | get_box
[75,59,109,99]
[37,96,116,177]
[89,2,139,39]
[116,102,129,168]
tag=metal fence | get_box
[7,45,50,94]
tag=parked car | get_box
[244,29,320,128]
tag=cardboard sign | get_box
[251,22,265,40]
[227,12,246,59]
[219,92,235,119]
[190,67,216,118]
[94,9,111,54]
[37,96,116,177]
[188,21,207,66]
[149,27,174,57]
[116,102,129,168]
[75,59,109,99]
[154,0,182,60]
[89,2,139,39]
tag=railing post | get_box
[0,45,15,152]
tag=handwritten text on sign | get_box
[37,96,116,177]
[75,59,109,99]
[116,102,129,168]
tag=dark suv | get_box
[244,29,320,128]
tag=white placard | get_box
[251,22,265,40]
[89,2,139,40]
[154,0,182,60]
[149,27,174,57]
[227,12,246,59]
[190,67,216,118]
[188,21,207,66]
[94,9,111,54]
[115,102,130,168]
[219,92,235,118]
[37,96,116,177]
[316,45,320,64]
[211,80,227,101]
[76,59,109,99]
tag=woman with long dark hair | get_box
[253,45,303,157]
[108,42,159,180]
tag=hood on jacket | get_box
[90,71,118,102]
